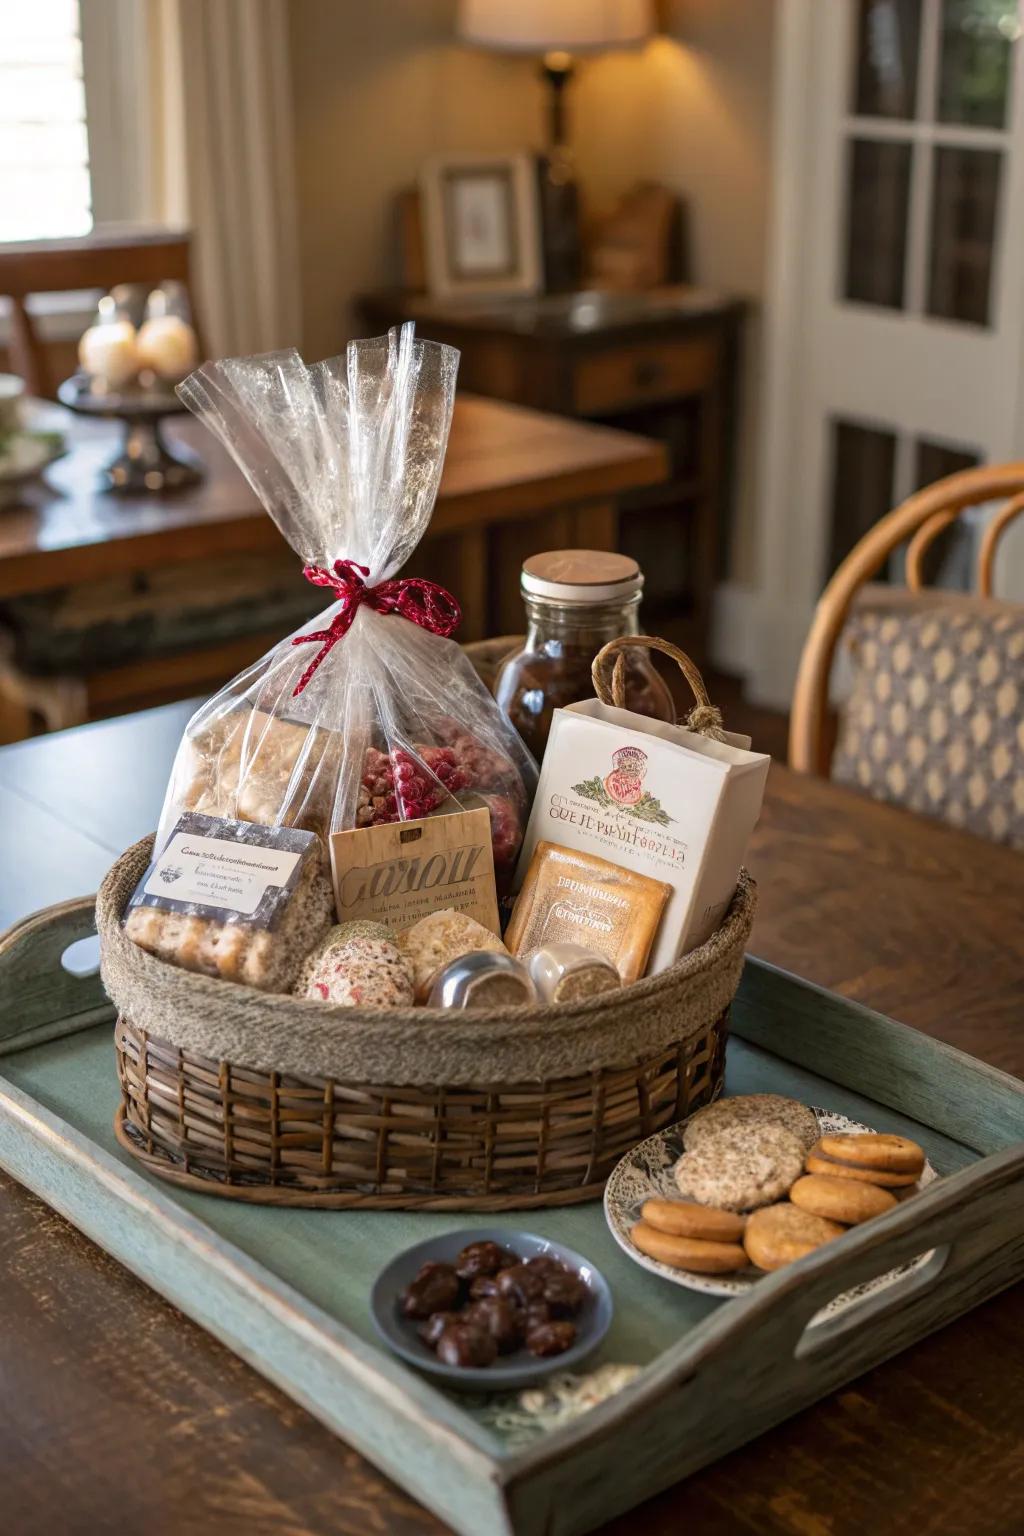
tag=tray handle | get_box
[0,896,111,1056]
[701,1143,1024,1379]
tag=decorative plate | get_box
[604,1108,937,1324]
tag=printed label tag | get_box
[330,805,499,935]
[144,831,303,916]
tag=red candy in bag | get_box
[155,326,536,887]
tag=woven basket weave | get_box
[100,839,755,1210]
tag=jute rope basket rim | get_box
[98,835,756,1088]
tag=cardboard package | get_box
[513,700,769,973]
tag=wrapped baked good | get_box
[124,813,333,992]
[154,326,536,885]
[293,931,414,1008]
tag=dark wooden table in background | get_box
[0,397,666,635]
[0,397,665,741]
[0,706,1022,1536]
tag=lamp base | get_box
[537,56,582,293]
[537,155,582,293]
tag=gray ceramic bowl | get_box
[370,1226,613,1391]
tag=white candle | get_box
[136,315,199,382]
[78,321,140,390]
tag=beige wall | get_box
[288,0,777,585]
[573,0,777,585]
[288,0,543,355]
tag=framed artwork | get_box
[419,152,542,299]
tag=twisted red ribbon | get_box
[290,558,461,696]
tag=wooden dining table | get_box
[0,703,1021,1536]
[0,396,667,639]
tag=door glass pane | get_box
[844,139,913,308]
[854,0,922,117]
[927,146,1001,325]
[828,419,898,576]
[937,0,1017,128]
[910,438,982,587]
[915,438,981,488]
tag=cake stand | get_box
[57,373,204,493]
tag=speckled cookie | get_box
[294,933,414,1009]
[743,1203,846,1271]
[673,1123,806,1212]
[682,1094,820,1154]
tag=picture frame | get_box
[419,152,542,299]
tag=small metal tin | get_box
[526,943,622,1005]
[427,949,537,1009]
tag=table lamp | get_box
[457,0,654,291]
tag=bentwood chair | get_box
[789,464,1024,848]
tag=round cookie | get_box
[805,1150,919,1188]
[630,1221,747,1274]
[640,1198,746,1242]
[683,1094,820,1154]
[673,1123,806,1212]
[789,1173,898,1224]
[743,1203,846,1271]
[816,1132,925,1176]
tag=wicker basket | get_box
[102,635,755,1209]
[100,845,754,1211]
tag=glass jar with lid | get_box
[494,550,675,759]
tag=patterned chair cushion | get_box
[832,584,1024,848]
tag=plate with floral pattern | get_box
[604,1107,937,1323]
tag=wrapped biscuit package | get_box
[154,326,536,887]
[505,841,670,982]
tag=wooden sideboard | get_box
[359,287,745,665]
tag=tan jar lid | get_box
[521,549,643,602]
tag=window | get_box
[843,0,1019,328]
[0,0,92,242]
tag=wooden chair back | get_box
[0,227,196,398]
[789,463,1024,776]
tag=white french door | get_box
[756,0,1024,699]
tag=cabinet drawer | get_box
[573,335,719,415]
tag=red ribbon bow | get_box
[290,558,461,696]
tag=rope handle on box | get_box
[591,635,727,741]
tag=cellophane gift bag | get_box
[155,325,536,890]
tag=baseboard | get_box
[710,582,813,713]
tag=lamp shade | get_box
[457,0,653,54]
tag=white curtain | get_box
[148,0,302,358]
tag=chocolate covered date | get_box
[436,1323,498,1368]
[496,1263,547,1305]
[455,1241,516,1281]
[464,1297,523,1354]
[526,1320,577,1357]
[418,1310,461,1349]
[542,1270,587,1317]
[400,1262,460,1319]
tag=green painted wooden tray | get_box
[1,896,1023,1536]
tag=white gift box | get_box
[513,699,769,973]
